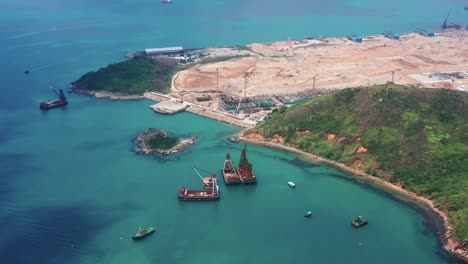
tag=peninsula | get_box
[134,128,196,155]
[241,84,467,261]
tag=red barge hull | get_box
[221,171,242,184]
[178,187,220,201]
[40,100,67,110]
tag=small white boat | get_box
[287,181,295,188]
[304,211,312,218]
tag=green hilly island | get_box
[250,84,467,241]
[72,56,179,95]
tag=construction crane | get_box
[416,28,435,37]
[190,164,214,189]
[49,83,67,102]
[383,32,400,40]
[441,15,462,30]
[190,164,204,181]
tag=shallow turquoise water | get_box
[0,0,465,263]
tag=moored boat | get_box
[221,153,241,184]
[352,216,368,228]
[237,144,257,184]
[40,86,68,110]
[132,227,155,240]
[178,173,220,201]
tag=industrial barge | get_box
[40,88,68,110]
[237,145,257,184]
[178,173,220,201]
[221,153,241,184]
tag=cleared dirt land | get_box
[173,30,468,96]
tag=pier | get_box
[144,92,257,128]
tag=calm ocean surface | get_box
[0,1,465,263]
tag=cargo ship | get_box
[40,88,68,110]
[221,153,241,184]
[178,173,220,201]
[237,144,257,184]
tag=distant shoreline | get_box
[237,135,468,262]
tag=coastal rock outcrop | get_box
[134,128,197,155]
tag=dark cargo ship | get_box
[352,216,368,228]
[178,173,220,201]
[221,153,241,184]
[40,88,68,110]
[237,144,257,184]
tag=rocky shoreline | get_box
[71,88,145,100]
[236,134,468,262]
[134,128,197,155]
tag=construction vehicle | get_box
[347,34,363,43]
[416,28,435,37]
[383,32,400,40]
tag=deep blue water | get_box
[0,1,466,263]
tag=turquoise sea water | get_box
[0,1,466,263]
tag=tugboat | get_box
[221,153,241,184]
[132,227,155,240]
[304,211,312,218]
[237,144,257,184]
[352,216,368,228]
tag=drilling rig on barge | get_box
[237,144,257,184]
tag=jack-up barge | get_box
[221,153,241,184]
[237,144,257,184]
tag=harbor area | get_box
[149,100,187,115]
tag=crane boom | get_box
[190,164,204,181]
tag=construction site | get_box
[141,26,468,127]
[172,29,468,95]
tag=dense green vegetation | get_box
[148,134,179,150]
[73,56,179,95]
[252,84,467,240]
